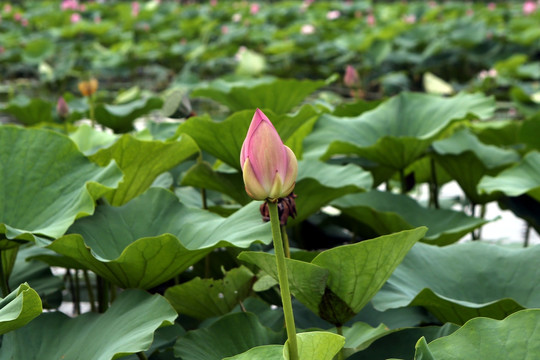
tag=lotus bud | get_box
[240,109,298,201]
[78,78,98,97]
[344,65,360,88]
[56,96,69,118]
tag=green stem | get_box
[89,96,95,128]
[524,224,531,248]
[136,352,148,360]
[268,201,298,360]
[399,169,407,194]
[430,157,440,209]
[74,269,81,315]
[96,276,109,313]
[83,270,97,312]
[470,203,479,241]
[0,250,10,297]
[336,326,344,360]
[281,225,290,259]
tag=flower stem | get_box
[268,201,298,360]
[336,326,344,360]
[281,225,290,259]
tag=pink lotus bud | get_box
[240,109,298,201]
[132,2,140,17]
[56,97,69,118]
[14,12,21,21]
[366,13,375,26]
[70,13,81,23]
[250,3,260,15]
[523,1,537,14]
[326,10,341,20]
[344,65,360,88]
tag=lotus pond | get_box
[1,0,540,359]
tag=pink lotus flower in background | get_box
[3,4,12,13]
[344,65,360,87]
[221,25,229,34]
[466,8,474,16]
[20,18,28,26]
[56,97,69,118]
[523,1,537,14]
[487,2,496,11]
[240,109,298,201]
[70,13,81,23]
[61,0,79,11]
[132,2,140,17]
[366,13,375,26]
[403,14,416,23]
[326,10,341,20]
[0,46,5,54]
[300,24,315,34]
[250,3,260,15]
[13,12,21,21]
[210,0,218,6]
[94,15,101,23]
[79,4,86,11]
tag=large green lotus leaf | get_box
[47,188,271,289]
[94,97,164,133]
[241,228,425,325]
[164,266,255,320]
[180,162,252,205]
[1,96,53,125]
[177,105,320,170]
[89,134,198,206]
[414,309,540,360]
[293,160,373,224]
[432,128,520,204]
[69,124,118,156]
[190,78,326,114]
[332,191,486,245]
[304,92,494,170]
[0,283,42,335]
[226,332,345,360]
[174,312,286,360]
[0,126,122,242]
[311,227,426,324]
[351,324,459,360]
[0,289,176,359]
[372,242,540,325]
[478,151,540,201]
[238,252,329,314]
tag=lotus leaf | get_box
[414,309,540,360]
[0,126,122,243]
[47,188,271,289]
[373,242,540,324]
[0,290,176,359]
[332,191,487,245]
[191,78,326,114]
[478,151,540,201]
[304,92,495,170]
